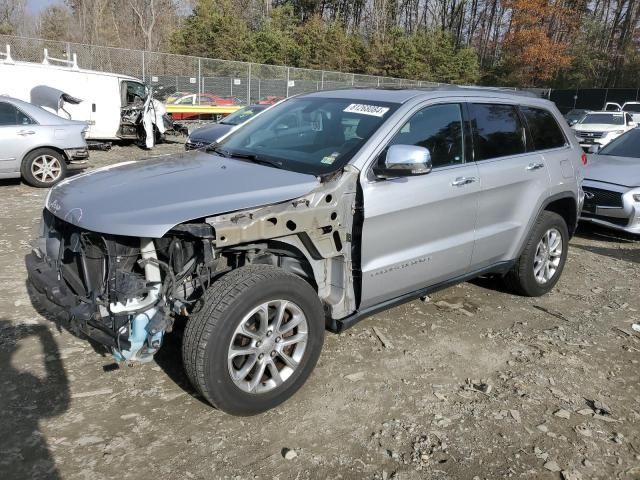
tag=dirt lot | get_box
[1,141,639,480]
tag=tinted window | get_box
[598,129,640,158]
[472,104,525,160]
[521,107,566,150]
[389,103,464,168]
[0,102,34,126]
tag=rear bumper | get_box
[64,147,90,162]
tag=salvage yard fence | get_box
[1,34,444,106]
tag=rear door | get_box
[469,102,550,269]
[360,102,480,308]
[520,106,576,183]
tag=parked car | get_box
[185,104,268,150]
[581,128,640,234]
[572,111,636,151]
[564,108,590,126]
[622,102,640,123]
[602,101,640,122]
[169,93,239,106]
[257,96,284,105]
[0,96,88,187]
[1,45,167,147]
[27,88,584,415]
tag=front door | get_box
[360,103,480,308]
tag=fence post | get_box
[141,50,145,82]
[197,58,202,105]
[247,63,251,105]
[352,73,355,86]
[321,70,324,90]
[286,67,290,97]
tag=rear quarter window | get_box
[471,103,526,160]
[520,107,567,150]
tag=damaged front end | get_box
[27,162,360,363]
[27,210,216,362]
[118,88,174,149]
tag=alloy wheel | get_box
[227,299,308,394]
[533,228,563,284]
[31,155,62,183]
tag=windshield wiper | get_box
[230,152,283,169]
[206,145,230,157]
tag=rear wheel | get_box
[505,211,568,296]
[21,148,67,187]
[182,265,324,415]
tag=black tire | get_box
[182,265,325,415]
[21,148,67,188]
[505,211,569,296]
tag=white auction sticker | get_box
[343,103,389,117]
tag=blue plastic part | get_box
[112,309,163,363]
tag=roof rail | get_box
[0,45,14,64]
[42,48,79,70]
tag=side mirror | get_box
[629,121,637,128]
[568,119,578,126]
[375,144,432,178]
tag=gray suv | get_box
[27,88,585,415]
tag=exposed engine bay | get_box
[27,168,359,363]
[118,95,174,149]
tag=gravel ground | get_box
[1,141,639,480]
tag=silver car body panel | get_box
[46,151,319,238]
[37,87,583,321]
[0,96,87,179]
[332,90,582,308]
[581,154,640,234]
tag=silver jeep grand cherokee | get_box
[27,88,585,415]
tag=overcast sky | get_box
[27,0,62,13]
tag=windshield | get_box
[598,129,640,158]
[623,103,640,113]
[221,105,266,125]
[580,113,625,125]
[210,97,398,175]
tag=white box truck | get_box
[0,45,169,148]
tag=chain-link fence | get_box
[0,34,443,106]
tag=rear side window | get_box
[521,107,566,150]
[471,104,525,160]
[0,102,35,126]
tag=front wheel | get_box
[182,265,325,415]
[505,211,569,296]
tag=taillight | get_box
[581,152,587,165]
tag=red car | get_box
[168,93,241,120]
[257,96,284,105]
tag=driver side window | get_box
[389,103,465,168]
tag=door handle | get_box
[526,162,544,171]
[451,176,477,187]
[17,130,35,136]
